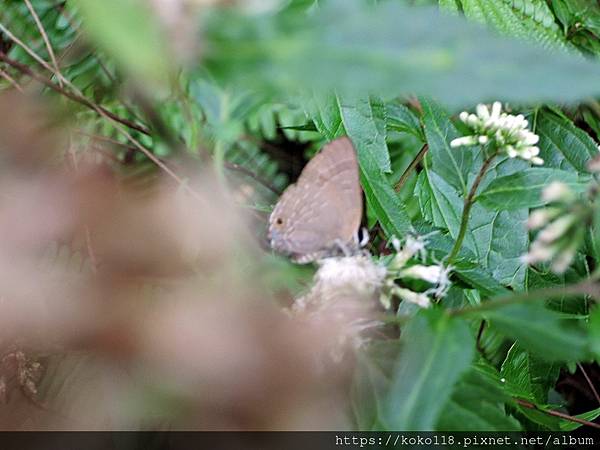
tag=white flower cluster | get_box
[313,255,387,295]
[292,234,452,361]
[382,235,452,309]
[451,102,543,165]
[522,182,584,274]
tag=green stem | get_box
[394,143,428,192]
[447,151,498,264]
[449,281,599,316]
[388,280,599,327]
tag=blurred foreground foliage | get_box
[1,0,600,432]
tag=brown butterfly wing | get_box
[268,137,362,262]
[298,137,362,235]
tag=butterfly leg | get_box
[333,239,352,257]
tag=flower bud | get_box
[537,214,576,244]
[527,209,555,229]
[450,136,478,148]
[399,264,444,284]
[550,244,577,274]
[541,182,574,203]
[587,154,600,173]
[531,156,544,165]
[476,104,490,120]
[392,287,431,308]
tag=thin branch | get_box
[0,66,23,92]
[23,0,63,87]
[0,19,146,135]
[394,143,428,192]
[78,130,281,196]
[0,21,66,83]
[515,398,600,430]
[0,52,195,198]
[578,363,600,407]
[74,129,137,150]
[0,19,239,204]
[223,161,281,195]
[0,51,150,135]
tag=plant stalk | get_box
[394,143,428,192]
[447,151,498,263]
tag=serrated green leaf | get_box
[437,361,521,431]
[500,342,561,404]
[477,168,591,210]
[559,407,600,431]
[338,95,391,173]
[417,169,478,252]
[461,0,568,50]
[357,148,413,237]
[526,269,587,315]
[486,303,589,362]
[386,102,424,141]
[307,94,411,237]
[306,93,345,139]
[418,101,528,288]
[536,111,599,173]
[421,98,470,194]
[382,310,475,430]
[414,226,511,297]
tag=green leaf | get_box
[461,0,568,50]
[73,0,169,84]
[203,1,600,107]
[590,307,600,359]
[416,169,478,252]
[437,361,521,431]
[383,310,475,430]
[415,226,511,297]
[486,303,589,362]
[500,343,561,404]
[477,168,592,210]
[418,101,528,288]
[559,407,600,431]
[526,269,587,315]
[536,110,599,173]
[306,93,345,139]
[357,148,413,238]
[307,94,412,237]
[386,102,424,141]
[516,403,600,431]
[421,98,470,194]
[351,342,399,431]
[338,95,391,173]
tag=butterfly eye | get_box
[275,218,284,226]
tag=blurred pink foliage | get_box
[0,93,353,431]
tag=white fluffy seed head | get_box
[316,255,386,294]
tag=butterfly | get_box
[268,136,363,263]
